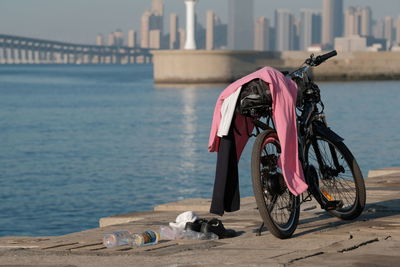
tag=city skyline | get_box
[1,0,400,44]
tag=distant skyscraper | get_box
[344,7,357,37]
[96,34,104,46]
[360,7,372,36]
[169,13,179,49]
[149,29,161,49]
[214,17,228,49]
[275,9,294,51]
[228,0,254,50]
[254,17,270,51]
[150,0,164,35]
[113,30,124,47]
[108,32,115,46]
[300,9,322,50]
[151,0,164,16]
[140,0,164,48]
[179,28,186,50]
[322,0,343,47]
[397,16,400,45]
[293,18,301,50]
[141,11,151,48]
[345,7,372,37]
[373,19,385,39]
[206,10,216,50]
[128,30,137,48]
[384,16,394,47]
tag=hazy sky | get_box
[0,0,399,44]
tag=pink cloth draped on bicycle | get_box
[208,67,308,196]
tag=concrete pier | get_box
[152,50,400,83]
[1,167,400,266]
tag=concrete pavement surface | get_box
[1,167,400,266]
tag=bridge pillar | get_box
[24,49,29,64]
[9,48,15,64]
[31,49,36,64]
[1,47,7,64]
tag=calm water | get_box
[0,65,399,237]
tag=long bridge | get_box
[0,34,152,64]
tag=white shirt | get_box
[217,86,242,137]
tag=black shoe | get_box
[200,218,237,239]
[185,218,208,232]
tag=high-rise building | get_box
[113,30,124,47]
[108,32,115,46]
[228,0,254,50]
[214,17,228,49]
[151,0,164,16]
[300,9,322,50]
[292,18,301,50]
[254,17,270,51]
[140,0,164,48]
[96,34,104,46]
[345,7,372,37]
[374,19,385,39]
[397,16,400,45]
[149,29,161,49]
[344,7,357,37]
[169,13,179,49]
[206,11,216,50]
[179,28,186,50]
[128,30,137,48]
[141,11,151,48]
[322,0,343,47]
[384,16,394,47]
[275,9,294,51]
[360,7,372,36]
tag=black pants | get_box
[210,126,240,216]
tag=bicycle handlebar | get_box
[291,50,338,79]
[314,50,337,65]
[309,50,337,66]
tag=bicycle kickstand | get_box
[256,222,265,236]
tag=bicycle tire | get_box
[305,135,366,220]
[251,130,300,239]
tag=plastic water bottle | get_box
[131,230,159,247]
[103,230,133,248]
[103,230,159,248]
[159,226,218,240]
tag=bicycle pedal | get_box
[323,200,343,210]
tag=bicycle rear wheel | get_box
[305,135,366,220]
[251,130,300,239]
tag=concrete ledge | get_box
[368,167,400,178]
[2,167,400,266]
[153,197,211,212]
[99,215,144,228]
[152,50,400,83]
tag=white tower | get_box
[184,0,198,50]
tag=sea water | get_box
[0,64,399,236]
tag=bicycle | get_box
[249,51,366,239]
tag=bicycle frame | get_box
[251,51,345,208]
[250,51,365,238]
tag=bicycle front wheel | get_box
[305,135,366,220]
[251,130,300,239]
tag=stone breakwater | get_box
[152,50,400,84]
[0,167,400,266]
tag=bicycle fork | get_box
[306,138,343,211]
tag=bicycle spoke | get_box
[257,133,297,230]
[308,137,358,212]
